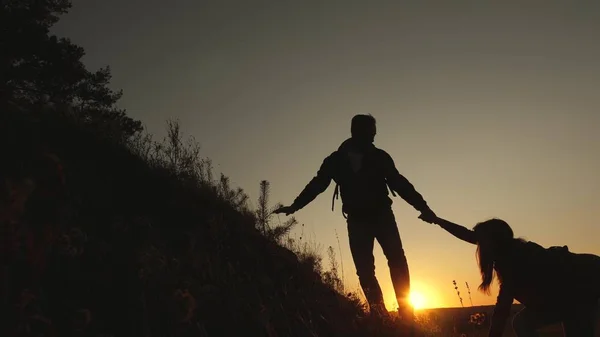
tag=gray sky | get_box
[53,0,600,309]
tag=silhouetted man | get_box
[274,114,436,320]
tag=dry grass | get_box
[0,107,431,337]
[414,304,600,336]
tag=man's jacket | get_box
[290,138,431,217]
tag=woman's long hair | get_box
[473,218,515,294]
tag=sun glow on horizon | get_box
[409,291,427,310]
[384,282,441,312]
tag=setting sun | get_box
[409,291,426,310]
[384,283,440,311]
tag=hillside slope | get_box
[0,107,422,337]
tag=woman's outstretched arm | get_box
[432,217,478,245]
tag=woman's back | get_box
[497,239,599,309]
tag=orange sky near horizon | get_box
[53,1,600,309]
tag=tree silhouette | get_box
[1,0,142,138]
[255,180,298,242]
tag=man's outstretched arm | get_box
[274,153,336,215]
[382,151,433,215]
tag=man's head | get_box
[350,114,376,143]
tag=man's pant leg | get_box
[374,208,412,318]
[347,214,385,313]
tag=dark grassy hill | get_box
[0,106,425,337]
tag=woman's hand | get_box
[418,211,439,224]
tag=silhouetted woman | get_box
[429,216,600,337]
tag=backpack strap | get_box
[387,182,397,197]
[330,148,395,219]
[331,183,348,219]
[384,175,397,197]
[330,150,343,216]
[331,183,339,212]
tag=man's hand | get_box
[418,209,438,224]
[272,205,297,216]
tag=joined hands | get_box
[418,209,440,225]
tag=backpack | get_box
[329,147,397,218]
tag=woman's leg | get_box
[512,307,561,337]
[561,253,600,336]
[561,305,598,337]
